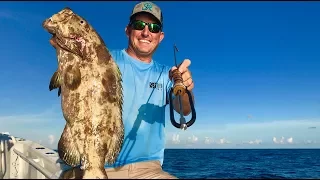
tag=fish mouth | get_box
[42,18,59,46]
[43,8,81,57]
[43,19,80,56]
[42,18,56,35]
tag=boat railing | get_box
[0,132,62,179]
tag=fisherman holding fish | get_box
[101,2,195,179]
[45,1,195,179]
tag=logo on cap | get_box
[142,2,153,11]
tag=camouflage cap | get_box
[130,1,163,25]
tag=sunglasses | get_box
[129,20,162,33]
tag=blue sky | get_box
[0,1,319,149]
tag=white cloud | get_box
[187,135,198,144]
[165,118,320,148]
[304,140,317,144]
[273,136,294,144]
[243,139,262,145]
[171,133,180,144]
[48,135,55,145]
[273,136,284,144]
[175,118,319,146]
[217,138,231,144]
[204,137,213,144]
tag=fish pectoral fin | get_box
[58,124,81,167]
[49,71,62,96]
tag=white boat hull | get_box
[0,132,64,179]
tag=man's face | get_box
[126,13,164,57]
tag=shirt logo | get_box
[149,82,163,90]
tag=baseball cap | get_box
[130,1,163,26]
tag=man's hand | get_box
[169,59,194,91]
[169,59,195,116]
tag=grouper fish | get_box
[42,7,124,179]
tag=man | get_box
[59,1,195,179]
[102,1,195,179]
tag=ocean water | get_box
[162,149,320,179]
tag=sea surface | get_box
[162,149,320,179]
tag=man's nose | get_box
[141,26,150,37]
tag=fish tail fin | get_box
[59,166,84,179]
[82,168,108,179]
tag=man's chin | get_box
[137,49,153,56]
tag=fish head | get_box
[42,7,74,35]
[43,7,97,59]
